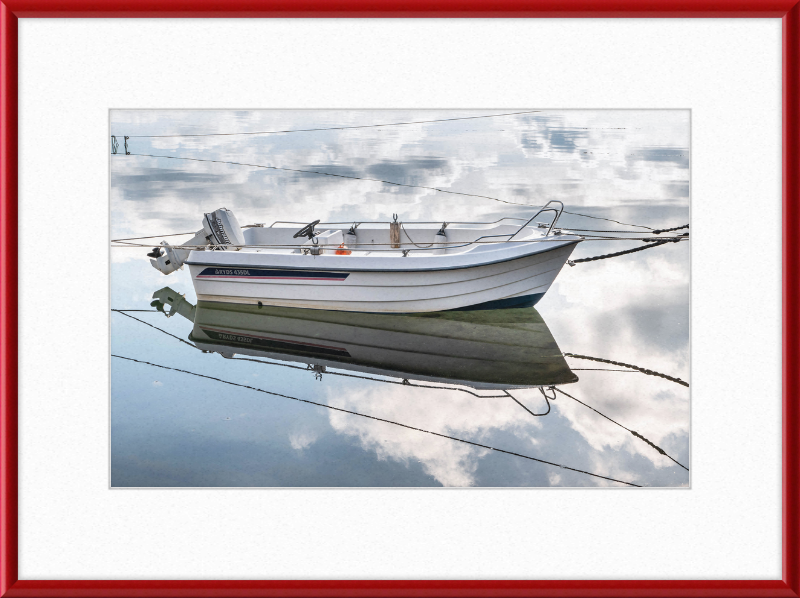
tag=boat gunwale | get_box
[185,238,581,273]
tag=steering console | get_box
[293,220,321,240]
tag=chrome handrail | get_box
[507,200,565,240]
[267,217,530,228]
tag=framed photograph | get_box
[109,107,690,490]
[2,3,798,597]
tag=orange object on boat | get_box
[335,243,351,255]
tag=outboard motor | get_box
[202,208,246,248]
[150,207,246,275]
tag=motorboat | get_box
[147,201,581,313]
[151,286,578,390]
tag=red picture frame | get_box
[1,3,798,597]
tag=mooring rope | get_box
[567,238,685,266]
[124,152,530,206]
[571,368,637,372]
[554,387,688,471]
[563,353,689,387]
[112,309,196,348]
[112,232,198,242]
[561,211,655,230]
[564,228,658,234]
[653,224,690,235]
[565,235,663,242]
[399,222,435,248]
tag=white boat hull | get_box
[186,240,579,313]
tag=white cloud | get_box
[289,430,318,451]
[324,385,544,487]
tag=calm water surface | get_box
[110,110,690,487]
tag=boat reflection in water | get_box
[151,286,577,391]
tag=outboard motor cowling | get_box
[150,207,246,275]
[202,208,246,249]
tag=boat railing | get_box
[163,211,569,257]
[468,233,514,246]
[265,217,529,228]
[393,233,525,256]
[507,201,564,240]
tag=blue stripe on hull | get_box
[448,292,545,311]
[197,267,349,281]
